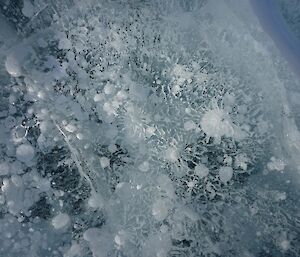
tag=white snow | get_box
[16,144,35,164]
[219,166,233,183]
[52,213,70,229]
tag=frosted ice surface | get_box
[194,163,209,179]
[52,213,70,229]
[100,156,110,168]
[5,56,22,77]
[200,108,245,142]
[152,199,169,221]
[184,120,196,131]
[219,166,233,183]
[0,0,300,256]
[16,144,35,164]
[267,157,286,171]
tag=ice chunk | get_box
[219,166,233,183]
[52,213,70,229]
[16,144,35,164]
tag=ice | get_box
[0,162,9,176]
[100,156,110,168]
[138,161,150,172]
[64,123,77,133]
[194,163,209,179]
[267,157,286,171]
[280,239,290,251]
[1,0,300,256]
[165,147,179,163]
[16,144,35,164]
[219,166,233,183]
[94,93,105,102]
[51,213,70,229]
[200,108,244,142]
[22,0,35,18]
[152,199,169,221]
[88,193,104,209]
[184,120,196,131]
[5,56,22,77]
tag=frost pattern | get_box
[0,0,300,257]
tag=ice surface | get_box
[194,163,209,179]
[219,166,233,183]
[52,213,70,229]
[16,144,35,164]
[0,0,300,256]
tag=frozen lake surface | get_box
[0,1,300,256]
